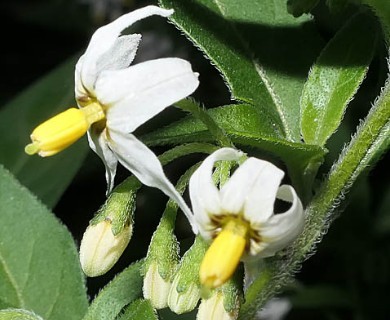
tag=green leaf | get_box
[160,0,323,142]
[0,56,89,208]
[144,104,273,145]
[239,51,390,319]
[116,299,157,320]
[0,309,44,320]
[143,103,325,198]
[83,261,143,320]
[361,0,390,41]
[300,13,378,146]
[0,165,88,320]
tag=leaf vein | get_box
[211,0,289,138]
[254,62,291,139]
[0,246,25,307]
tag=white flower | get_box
[189,148,304,288]
[25,6,199,222]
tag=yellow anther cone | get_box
[200,219,248,289]
[25,103,105,157]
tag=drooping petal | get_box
[189,148,243,238]
[249,185,304,258]
[78,5,173,95]
[96,58,199,133]
[220,158,284,224]
[107,129,197,232]
[87,129,118,193]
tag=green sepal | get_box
[174,236,208,293]
[141,200,180,282]
[221,266,244,314]
[90,177,140,236]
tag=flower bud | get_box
[197,272,242,320]
[143,262,172,309]
[167,236,208,314]
[80,218,132,277]
[168,275,201,314]
[197,291,236,320]
[142,170,192,309]
[80,177,139,277]
[142,199,180,309]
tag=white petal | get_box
[108,129,197,232]
[244,159,285,224]
[220,158,284,223]
[75,35,141,100]
[95,34,141,71]
[252,185,304,258]
[87,129,118,193]
[97,58,199,133]
[189,148,243,236]
[75,56,87,98]
[79,6,173,94]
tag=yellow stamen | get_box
[200,218,248,289]
[25,102,105,157]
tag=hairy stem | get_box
[174,99,234,147]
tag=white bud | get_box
[79,219,132,277]
[143,262,172,309]
[168,274,201,314]
[197,291,238,320]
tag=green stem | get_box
[143,163,201,279]
[158,142,218,165]
[158,163,200,230]
[94,143,217,232]
[239,75,390,318]
[174,99,234,147]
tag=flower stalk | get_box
[143,164,199,309]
